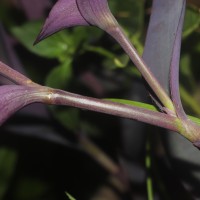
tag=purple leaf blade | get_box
[0,85,49,125]
[170,1,187,119]
[35,0,89,43]
[143,0,185,95]
[35,0,117,44]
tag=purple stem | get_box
[47,88,178,132]
[106,26,175,113]
[0,61,39,86]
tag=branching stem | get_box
[106,26,176,113]
[47,88,179,132]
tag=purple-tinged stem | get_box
[170,0,187,120]
[47,88,178,132]
[0,61,39,87]
[106,27,175,114]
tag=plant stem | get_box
[0,61,39,86]
[146,140,154,200]
[106,27,175,113]
[47,88,179,132]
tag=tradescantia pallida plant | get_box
[1,0,200,149]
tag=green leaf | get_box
[106,98,200,126]
[45,59,72,89]
[113,54,129,68]
[73,27,103,48]
[183,7,200,38]
[105,98,158,111]
[180,54,195,89]
[11,21,76,59]
[0,148,17,199]
[189,116,200,126]
[85,45,129,68]
[130,32,144,55]
[110,0,144,33]
[65,192,76,200]
[84,45,114,59]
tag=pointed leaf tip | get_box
[33,34,42,45]
[36,0,117,43]
[36,0,89,43]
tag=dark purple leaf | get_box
[169,1,186,119]
[35,0,89,43]
[0,24,50,118]
[35,0,117,43]
[0,85,49,125]
[143,0,185,95]
[36,0,176,110]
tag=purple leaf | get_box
[35,0,117,43]
[0,25,50,118]
[76,0,116,29]
[0,85,49,125]
[143,0,185,95]
[169,1,186,119]
[36,0,175,110]
[35,0,89,43]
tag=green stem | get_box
[146,141,154,200]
